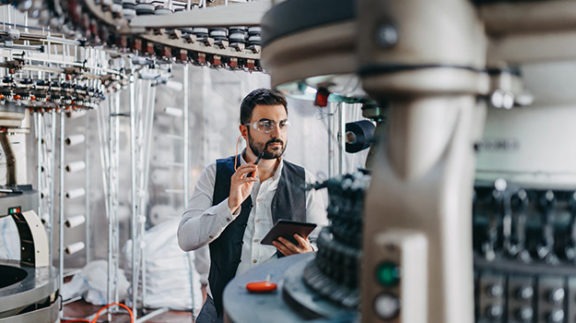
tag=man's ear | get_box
[239,124,248,140]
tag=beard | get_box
[248,133,287,160]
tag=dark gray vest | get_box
[209,155,306,315]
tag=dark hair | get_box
[240,88,288,125]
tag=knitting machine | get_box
[0,13,124,320]
[221,0,576,322]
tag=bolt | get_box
[376,24,398,49]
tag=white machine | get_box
[0,110,59,322]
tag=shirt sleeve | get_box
[193,245,211,285]
[177,163,240,251]
[304,170,329,243]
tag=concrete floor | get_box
[62,300,195,323]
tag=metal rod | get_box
[113,92,120,307]
[183,64,190,208]
[182,64,197,320]
[85,109,92,263]
[327,102,334,178]
[50,112,56,279]
[107,92,121,314]
[129,71,139,318]
[34,112,42,216]
[59,111,65,293]
[338,102,346,175]
[140,82,157,312]
[136,308,169,323]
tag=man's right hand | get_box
[228,164,258,214]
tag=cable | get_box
[90,302,135,323]
[62,302,135,323]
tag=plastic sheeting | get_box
[123,218,206,313]
[61,260,130,305]
[0,217,19,261]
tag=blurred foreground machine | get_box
[223,0,576,322]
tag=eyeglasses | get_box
[245,119,290,134]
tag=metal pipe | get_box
[0,132,17,185]
[50,112,56,281]
[107,92,121,313]
[338,102,345,175]
[129,71,139,318]
[85,118,92,263]
[140,82,157,312]
[327,103,333,178]
[182,64,197,320]
[136,308,169,323]
[59,111,65,293]
[113,92,121,308]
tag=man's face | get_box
[243,104,288,160]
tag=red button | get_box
[246,281,277,293]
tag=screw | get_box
[376,24,398,49]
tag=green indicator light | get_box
[376,262,400,287]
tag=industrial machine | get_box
[0,188,59,323]
[0,12,119,321]
[3,0,576,322]
[0,107,59,321]
[222,0,576,323]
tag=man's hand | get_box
[228,164,258,213]
[272,234,313,256]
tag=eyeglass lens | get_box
[255,119,289,133]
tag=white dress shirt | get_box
[177,154,328,279]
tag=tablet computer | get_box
[260,219,317,245]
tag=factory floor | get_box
[63,300,195,322]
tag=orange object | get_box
[246,281,277,293]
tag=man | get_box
[178,88,327,323]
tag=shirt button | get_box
[254,239,260,243]
[209,235,214,239]
[252,259,257,264]
[226,217,231,222]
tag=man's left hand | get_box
[272,234,313,256]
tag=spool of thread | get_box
[65,214,86,228]
[67,110,87,119]
[65,188,86,199]
[164,106,183,117]
[65,134,85,146]
[345,120,375,153]
[66,161,86,173]
[65,241,85,255]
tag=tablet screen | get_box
[260,219,317,245]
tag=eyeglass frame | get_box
[244,118,290,134]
